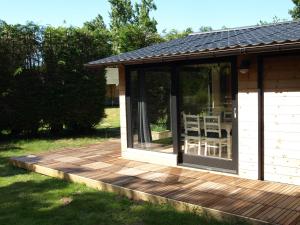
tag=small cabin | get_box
[87,21,300,186]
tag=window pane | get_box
[179,63,233,160]
[130,68,173,153]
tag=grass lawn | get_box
[0,108,236,225]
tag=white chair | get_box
[182,113,203,155]
[203,115,228,158]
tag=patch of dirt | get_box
[60,197,73,205]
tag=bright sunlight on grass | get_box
[97,107,120,129]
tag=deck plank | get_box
[9,139,300,225]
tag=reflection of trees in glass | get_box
[130,71,139,133]
[219,64,231,105]
[180,66,211,115]
[145,69,171,130]
[130,67,172,145]
[180,63,231,115]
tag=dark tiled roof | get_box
[88,20,300,66]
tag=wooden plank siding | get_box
[237,55,259,180]
[263,55,300,185]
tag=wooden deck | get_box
[10,140,300,225]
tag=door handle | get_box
[234,107,237,119]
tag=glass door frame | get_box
[125,65,176,153]
[175,57,238,173]
[125,56,238,173]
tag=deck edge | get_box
[9,158,271,225]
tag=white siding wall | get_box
[238,55,259,180]
[264,56,300,185]
[118,65,127,151]
[238,92,259,179]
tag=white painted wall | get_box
[264,92,300,185]
[238,92,259,179]
[263,55,300,185]
[118,65,127,151]
[237,55,259,180]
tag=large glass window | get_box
[179,63,233,160]
[129,67,173,153]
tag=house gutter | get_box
[84,41,300,68]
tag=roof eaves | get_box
[84,41,300,67]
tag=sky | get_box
[0,0,295,33]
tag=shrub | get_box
[8,69,43,135]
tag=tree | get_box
[42,25,111,133]
[162,28,193,41]
[199,26,213,32]
[134,0,157,33]
[258,16,287,25]
[289,0,300,19]
[83,14,107,31]
[116,24,162,52]
[109,0,134,30]
[0,21,43,135]
[0,17,112,136]
[109,0,162,53]
[162,25,215,41]
[8,69,43,135]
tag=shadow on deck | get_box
[10,139,300,225]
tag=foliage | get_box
[109,0,162,53]
[258,16,287,25]
[116,23,162,52]
[151,117,168,132]
[83,14,108,31]
[145,70,171,128]
[109,0,135,30]
[42,25,111,133]
[289,0,300,19]
[0,22,43,134]
[162,28,193,41]
[0,19,111,135]
[180,66,211,115]
[199,26,213,32]
[8,69,44,135]
[162,26,213,41]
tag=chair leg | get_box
[219,140,222,158]
[227,141,231,159]
[204,141,208,156]
[198,139,201,155]
[228,138,232,159]
[184,139,188,153]
[213,141,216,156]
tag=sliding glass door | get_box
[178,62,238,173]
[126,59,238,173]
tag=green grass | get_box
[97,107,120,129]
[0,108,237,225]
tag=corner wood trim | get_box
[257,56,264,181]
